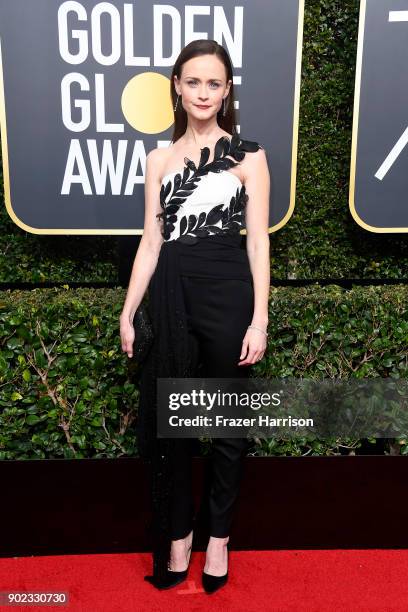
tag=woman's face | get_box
[174,54,231,120]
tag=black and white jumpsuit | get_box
[137,133,263,584]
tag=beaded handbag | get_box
[132,300,154,365]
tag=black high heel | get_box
[144,530,193,590]
[202,544,229,594]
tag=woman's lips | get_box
[195,104,210,109]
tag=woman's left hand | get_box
[238,326,267,365]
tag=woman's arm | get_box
[120,148,165,357]
[239,147,270,366]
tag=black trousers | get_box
[170,275,254,540]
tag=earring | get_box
[223,97,227,117]
[174,94,179,112]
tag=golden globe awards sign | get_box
[0,1,303,235]
[350,0,408,232]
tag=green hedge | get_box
[0,284,406,459]
[1,0,407,281]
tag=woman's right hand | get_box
[120,315,135,358]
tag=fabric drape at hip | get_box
[137,240,194,586]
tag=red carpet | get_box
[1,550,408,611]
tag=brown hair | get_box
[170,39,238,143]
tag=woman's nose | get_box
[198,88,209,100]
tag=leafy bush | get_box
[0,284,406,459]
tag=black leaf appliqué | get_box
[156,134,262,241]
[177,186,249,240]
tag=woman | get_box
[120,39,270,593]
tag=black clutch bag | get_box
[132,300,154,365]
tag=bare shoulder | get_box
[241,142,269,182]
[146,146,167,163]
[146,146,170,180]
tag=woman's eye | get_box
[186,81,219,88]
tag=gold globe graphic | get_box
[121,72,174,134]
